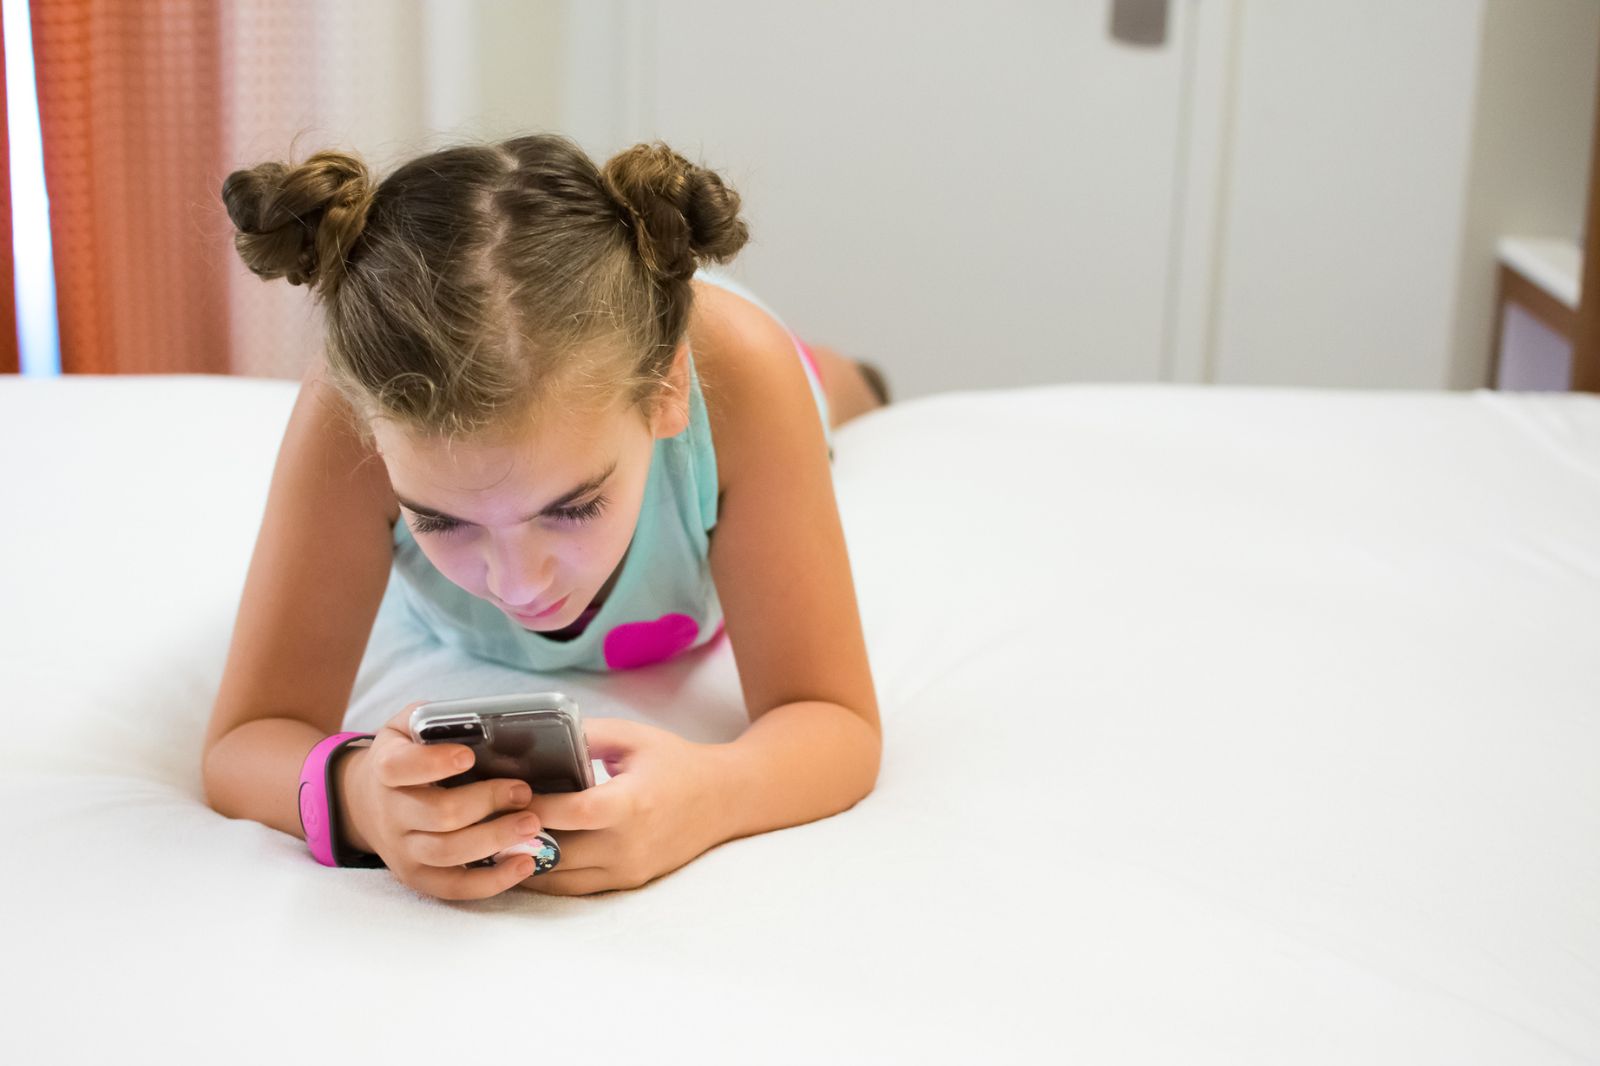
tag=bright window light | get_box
[4,0,60,376]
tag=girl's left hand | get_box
[516,717,727,895]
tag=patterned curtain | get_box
[0,13,19,375]
[30,0,228,375]
[28,0,432,378]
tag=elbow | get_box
[199,744,223,816]
[852,711,883,804]
[199,729,236,818]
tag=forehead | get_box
[372,392,640,491]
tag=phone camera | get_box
[420,721,484,741]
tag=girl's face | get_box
[372,369,689,633]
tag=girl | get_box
[202,134,888,900]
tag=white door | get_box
[562,0,1229,398]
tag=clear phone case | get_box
[407,691,595,793]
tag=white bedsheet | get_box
[1,374,1597,1064]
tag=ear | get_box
[647,341,692,440]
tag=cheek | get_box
[413,538,485,593]
[596,512,639,564]
[565,497,649,593]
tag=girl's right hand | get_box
[337,701,545,900]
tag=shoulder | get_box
[687,278,821,497]
[301,358,401,528]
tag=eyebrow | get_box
[395,460,618,525]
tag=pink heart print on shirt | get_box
[603,613,700,670]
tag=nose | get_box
[484,535,557,609]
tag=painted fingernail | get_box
[530,831,560,875]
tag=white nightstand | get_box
[1491,237,1580,391]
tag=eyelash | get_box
[408,495,608,537]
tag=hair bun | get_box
[221,149,376,300]
[600,141,748,282]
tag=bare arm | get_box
[201,361,397,849]
[707,702,881,841]
[701,293,883,827]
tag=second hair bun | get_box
[600,142,749,282]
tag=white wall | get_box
[555,0,1215,401]
[1208,0,1486,389]
[420,0,566,145]
[360,0,1600,395]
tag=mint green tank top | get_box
[387,268,832,673]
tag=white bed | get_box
[2,374,1597,1064]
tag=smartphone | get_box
[408,691,594,792]
[408,691,594,871]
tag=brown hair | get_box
[220,133,749,445]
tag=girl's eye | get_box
[408,513,461,536]
[408,495,607,536]
[551,495,607,524]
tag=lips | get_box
[509,594,568,622]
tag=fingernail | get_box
[511,784,533,805]
[517,814,542,835]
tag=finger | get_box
[385,700,429,732]
[402,807,546,869]
[519,865,625,897]
[407,854,538,902]
[581,717,646,769]
[398,776,533,833]
[520,827,598,872]
[370,734,476,789]
[526,780,629,831]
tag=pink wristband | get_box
[297,731,380,868]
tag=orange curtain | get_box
[30,0,227,375]
[0,14,18,375]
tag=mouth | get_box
[508,594,569,623]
